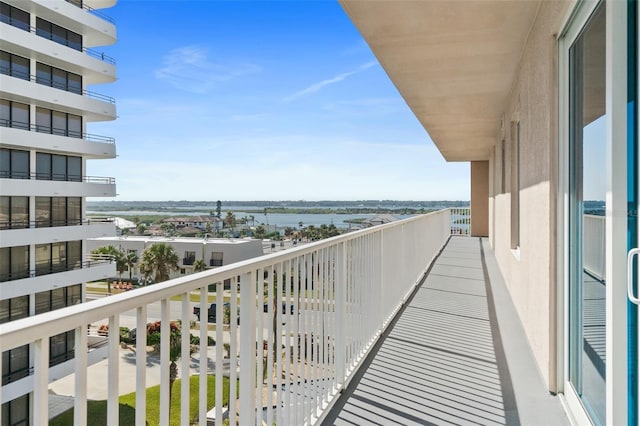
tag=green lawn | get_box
[50,375,233,426]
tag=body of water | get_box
[87,210,416,229]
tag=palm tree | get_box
[139,243,179,283]
[193,259,207,272]
[125,251,138,282]
[91,246,125,292]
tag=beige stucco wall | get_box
[487,0,570,392]
[471,161,489,237]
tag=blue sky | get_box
[88,0,470,201]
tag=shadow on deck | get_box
[323,237,569,426]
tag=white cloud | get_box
[283,61,378,102]
[155,46,260,94]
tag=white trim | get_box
[605,1,629,424]
[557,0,609,423]
[564,384,598,425]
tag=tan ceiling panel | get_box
[340,0,542,162]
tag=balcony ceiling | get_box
[340,0,542,161]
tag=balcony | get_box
[0,65,115,103]
[0,218,115,248]
[0,210,568,425]
[0,173,116,198]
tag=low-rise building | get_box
[87,236,264,281]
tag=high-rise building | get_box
[0,0,117,421]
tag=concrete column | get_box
[471,161,489,237]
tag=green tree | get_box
[91,246,125,292]
[160,222,177,237]
[125,251,138,282]
[216,200,222,218]
[139,243,179,283]
[254,225,267,239]
[136,223,147,235]
[193,259,207,272]
[224,211,236,229]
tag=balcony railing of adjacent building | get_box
[182,258,195,266]
[449,207,470,236]
[0,255,112,283]
[0,66,116,104]
[0,210,451,425]
[0,171,115,184]
[0,217,113,230]
[0,16,115,65]
[64,0,115,24]
[0,119,115,144]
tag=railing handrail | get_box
[0,18,116,65]
[0,65,115,104]
[0,118,115,143]
[0,210,449,349]
[0,171,115,184]
[0,217,114,229]
[0,258,111,284]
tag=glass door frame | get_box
[557,0,631,424]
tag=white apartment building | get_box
[87,236,264,281]
[0,0,117,422]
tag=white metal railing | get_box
[583,214,606,280]
[0,210,451,425]
[450,207,471,235]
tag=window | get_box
[0,296,29,323]
[36,62,82,95]
[183,251,196,265]
[35,107,82,138]
[50,330,74,366]
[0,51,29,80]
[501,139,506,194]
[210,252,223,267]
[180,268,186,275]
[510,121,520,249]
[35,284,81,314]
[36,17,82,51]
[1,388,29,425]
[0,2,30,31]
[0,100,29,130]
[4,149,29,179]
[35,284,80,368]
[0,246,29,282]
[35,153,83,181]
[34,241,82,276]
[0,197,28,229]
[0,297,29,387]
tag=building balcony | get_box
[0,218,115,248]
[0,73,115,122]
[0,210,568,424]
[2,0,116,47]
[0,121,115,159]
[0,257,114,300]
[0,22,116,85]
[0,174,116,198]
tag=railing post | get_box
[181,293,190,426]
[107,315,119,425]
[335,242,346,389]
[199,287,207,426]
[240,270,257,426]
[159,299,170,426]
[33,337,49,425]
[136,305,147,426]
[74,324,88,424]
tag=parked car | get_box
[193,303,229,323]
